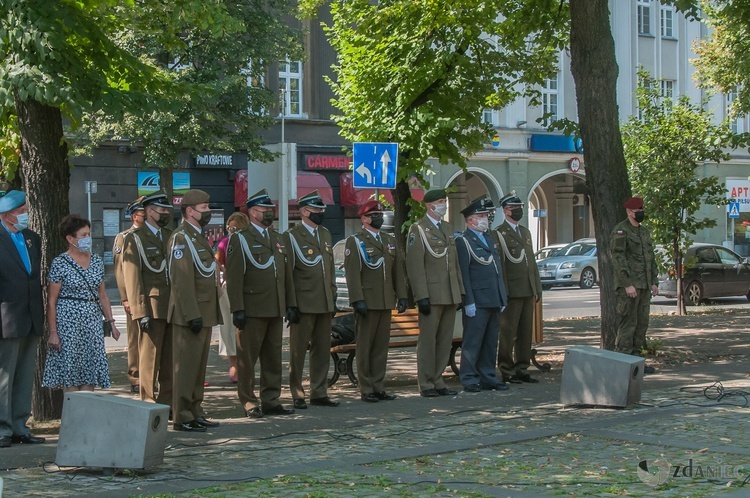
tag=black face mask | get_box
[634,210,645,223]
[156,212,172,228]
[510,208,524,222]
[368,214,384,230]
[261,211,274,227]
[308,212,325,226]
[195,209,211,228]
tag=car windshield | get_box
[559,242,596,257]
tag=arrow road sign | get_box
[352,142,398,189]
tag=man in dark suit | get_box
[282,190,339,409]
[0,190,45,447]
[456,197,509,393]
[493,192,542,384]
[226,189,295,418]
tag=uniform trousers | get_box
[459,307,501,387]
[217,285,237,357]
[289,312,332,400]
[615,287,651,356]
[416,304,456,391]
[172,325,211,424]
[498,296,534,379]
[237,316,283,411]
[355,309,392,395]
[126,311,140,386]
[138,318,173,406]
[0,335,38,437]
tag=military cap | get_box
[499,191,523,208]
[423,189,447,204]
[181,189,210,207]
[460,197,491,218]
[246,188,276,208]
[358,200,384,217]
[125,196,146,216]
[298,190,326,209]
[0,190,26,214]
[623,196,644,210]
[473,195,495,211]
[141,192,172,209]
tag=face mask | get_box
[308,212,325,226]
[77,236,92,253]
[510,208,524,222]
[634,210,645,223]
[433,203,447,218]
[261,211,275,227]
[193,209,211,228]
[156,212,172,228]
[13,212,29,231]
[369,214,384,230]
[474,218,489,232]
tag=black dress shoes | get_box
[293,399,308,409]
[0,435,10,448]
[264,405,295,416]
[436,388,457,396]
[513,374,539,383]
[11,434,45,444]
[173,421,206,432]
[464,384,482,393]
[420,389,440,398]
[196,417,220,428]
[247,407,264,419]
[361,393,379,402]
[130,384,140,394]
[310,397,340,407]
[482,382,509,391]
[504,376,522,384]
[375,391,396,401]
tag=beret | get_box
[0,190,26,214]
[623,197,644,210]
[423,189,447,204]
[181,189,210,206]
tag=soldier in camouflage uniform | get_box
[611,196,659,373]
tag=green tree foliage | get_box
[622,72,733,313]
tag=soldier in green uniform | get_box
[114,197,145,394]
[611,196,659,373]
[492,192,542,384]
[167,189,222,431]
[282,190,340,409]
[226,189,295,418]
[405,189,463,398]
[121,192,174,406]
[344,201,408,402]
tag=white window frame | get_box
[482,109,499,127]
[638,0,652,36]
[660,80,675,99]
[660,4,675,38]
[542,76,558,126]
[279,60,303,117]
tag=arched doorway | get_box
[444,168,503,231]
[529,170,592,249]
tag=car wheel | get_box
[684,281,703,306]
[579,268,596,289]
[542,284,552,291]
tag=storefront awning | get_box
[233,170,334,207]
[339,172,425,207]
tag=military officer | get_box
[121,192,174,406]
[456,198,508,392]
[493,192,542,384]
[226,189,295,418]
[282,190,339,409]
[114,196,145,394]
[344,201,408,402]
[167,189,222,432]
[405,189,463,398]
[611,196,659,373]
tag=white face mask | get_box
[474,218,489,232]
[432,203,447,218]
[76,236,93,253]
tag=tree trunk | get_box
[569,0,632,350]
[15,96,71,420]
[674,238,685,315]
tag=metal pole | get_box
[86,184,92,222]
[279,88,289,232]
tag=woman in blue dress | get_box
[43,215,121,391]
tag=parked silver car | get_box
[536,238,598,290]
[534,243,567,261]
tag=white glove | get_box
[500,305,506,313]
[465,303,476,317]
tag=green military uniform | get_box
[493,219,542,380]
[344,225,407,397]
[226,221,292,414]
[405,216,463,392]
[114,215,141,390]
[168,191,221,426]
[611,218,658,356]
[122,216,173,406]
[282,220,336,402]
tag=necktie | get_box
[436,221,441,230]
[376,233,382,244]
[157,230,162,241]
[313,228,319,244]
[263,229,269,239]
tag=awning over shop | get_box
[233,170,334,207]
[339,172,425,207]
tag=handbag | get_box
[62,256,113,337]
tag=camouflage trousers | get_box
[614,287,651,356]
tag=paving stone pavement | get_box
[2,308,750,497]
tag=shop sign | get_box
[195,154,233,167]
[303,154,352,171]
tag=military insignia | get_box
[616,230,624,235]
[173,249,183,260]
[408,233,415,246]
[151,260,158,266]
[227,245,234,255]
[345,248,351,256]
[114,246,122,254]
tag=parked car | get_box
[535,243,567,261]
[536,238,599,289]
[657,243,750,306]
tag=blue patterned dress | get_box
[42,253,111,389]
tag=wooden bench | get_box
[327,309,462,387]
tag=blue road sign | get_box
[729,202,741,219]
[352,142,398,189]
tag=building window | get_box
[661,4,675,38]
[726,90,744,133]
[542,76,558,126]
[638,0,651,35]
[660,79,675,99]
[279,60,303,117]
[482,109,498,127]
